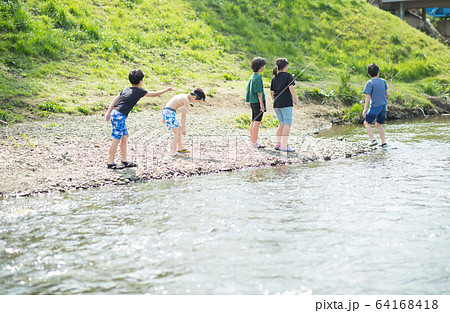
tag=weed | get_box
[45,123,62,127]
[22,134,35,147]
[422,80,446,96]
[0,108,23,124]
[343,103,363,123]
[131,107,142,113]
[305,88,335,102]
[223,74,237,81]
[207,89,217,98]
[235,113,251,129]
[77,106,92,115]
[38,100,66,113]
[335,72,359,106]
[390,34,402,45]
[9,135,21,151]
[148,103,162,111]
[261,114,279,128]
[235,113,279,129]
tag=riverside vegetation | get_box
[0,0,449,124]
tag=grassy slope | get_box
[0,0,449,123]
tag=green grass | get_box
[235,113,279,129]
[0,0,448,124]
[343,103,364,124]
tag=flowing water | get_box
[1,116,449,294]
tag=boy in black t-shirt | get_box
[105,69,175,169]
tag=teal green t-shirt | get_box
[246,73,265,103]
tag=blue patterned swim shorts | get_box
[110,110,128,139]
[162,107,179,130]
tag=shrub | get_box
[335,72,359,106]
[0,108,23,124]
[77,106,92,115]
[235,113,251,129]
[261,114,279,128]
[305,88,335,102]
[422,80,446,96]
[235,113,279,129]
[343,103,363,123]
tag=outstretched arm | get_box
[145,87,176,97]
[105,94,121,122]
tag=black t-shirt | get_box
[270,72,295,108]
[114,87,148,117]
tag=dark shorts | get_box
[365,105,387,124]
[250,101,266,122]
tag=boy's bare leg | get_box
[171,127,181,156]
[281,124,291,148]
[250,121,261,144]
[276,123,284,146]
[120,135,128,162]
[376,122,386,144]
[364,121,375,142]
[177,132,184,151]
[108,138,121,164]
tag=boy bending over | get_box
[162,88,205,157]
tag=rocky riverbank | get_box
[0,90,383,198]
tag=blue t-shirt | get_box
[363,78,388,107]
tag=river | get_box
[1,116,449,294]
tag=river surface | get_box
[1,116,449,294]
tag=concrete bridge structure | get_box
[372,1,450,19]
[370,0,450,36]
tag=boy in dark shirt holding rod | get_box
[105,69,175,169]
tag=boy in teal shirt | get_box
[245,57,266,148]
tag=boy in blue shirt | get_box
[105,69,175,169]
[363,63,389,147]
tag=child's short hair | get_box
[129,69,145,85]
[191,87,205,101]
[367,63,379,78]
[251,57,266,72]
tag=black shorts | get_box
[250,101,266,122]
